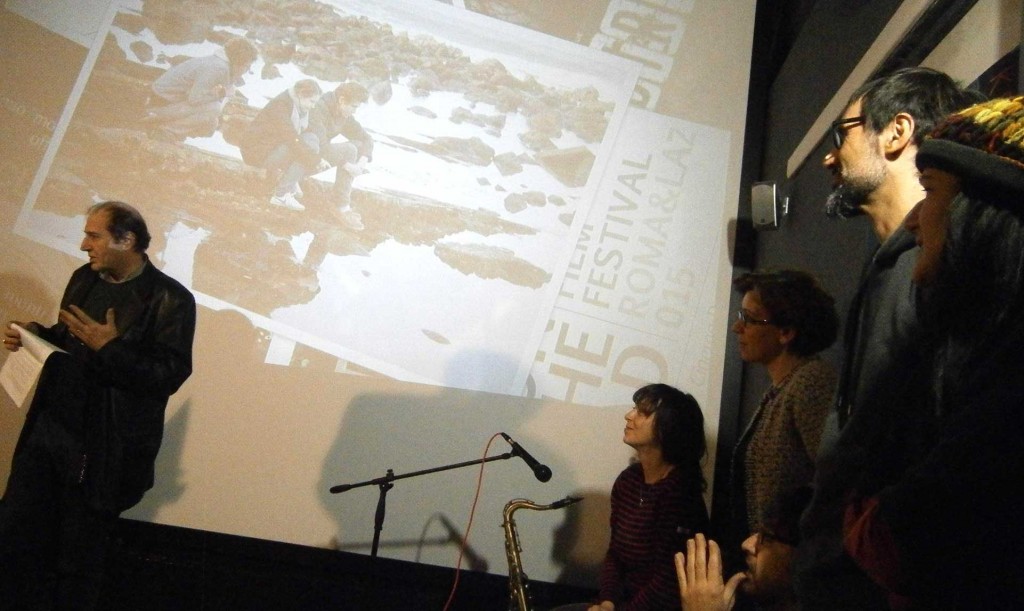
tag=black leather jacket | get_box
[22,260,195,513]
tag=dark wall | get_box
[711,0,902,530]
[742,0,911,429]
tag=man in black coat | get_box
[238,79,322,211]
[0,201,196,610]
[794,68,981,610]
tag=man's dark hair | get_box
[292,78,322,99]
[851,67,984,144]
[89,201,151,252]
[224,37,259,71]
[632,383,707,493]
[334,82,369,105]
[733,269,839,357]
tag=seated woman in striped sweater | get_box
[591,384,711,611]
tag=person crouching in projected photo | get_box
[302,82,374,231]
[238,79,323,212]
[554,384,710,611]
[141,36,258,141]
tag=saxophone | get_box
[503,495,582,611]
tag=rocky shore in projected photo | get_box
[20,0,638,394]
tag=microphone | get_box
[500,432,552,482]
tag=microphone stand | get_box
[329,451,517,558]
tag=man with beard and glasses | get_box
[676,487,812,611]
[794,68,982,610]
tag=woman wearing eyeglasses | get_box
[728,270,838,547]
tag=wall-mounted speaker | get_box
[751,181,779,230]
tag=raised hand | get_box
[675,534,746,611]
[59,306,119,351]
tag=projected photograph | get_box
[15,0,639,394]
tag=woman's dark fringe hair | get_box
[632,383,707,493]
[924,190,1024,410]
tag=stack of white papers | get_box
[0,324,67,408]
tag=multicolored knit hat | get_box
[916,96,1024,207]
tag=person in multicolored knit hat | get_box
[842,96,1024,610]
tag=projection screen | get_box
[0,0,753,586]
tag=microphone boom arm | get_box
[329,452,515,494]
[328,450,519,558]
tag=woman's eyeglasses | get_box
[736,309,772,326]
[830,115,866,149]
